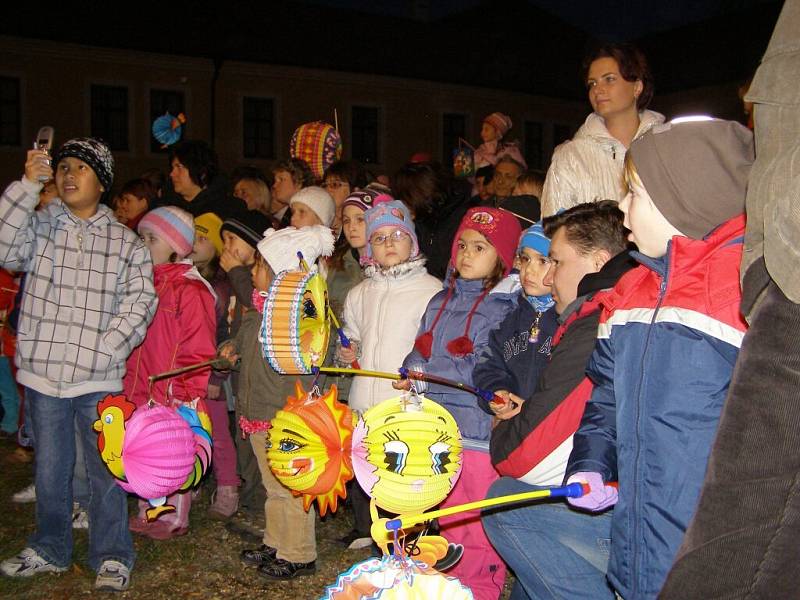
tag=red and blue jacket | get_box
[566,214,748,600]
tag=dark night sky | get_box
[310,0,779,40]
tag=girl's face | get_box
[290,202,323,228]
[190,234,217,264]
[250,257,273,292]
[518,247,551,297]
[586,57,643,120]
[370,225,413,268]
[222,231,256,265]
[480,122,499,144]
[455,228,499,281]
[141,231,175,265]
[342,205,367,251]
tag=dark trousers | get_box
[661,260,800,599]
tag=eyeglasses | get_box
[370,230,409,246]
[323,181,349,190]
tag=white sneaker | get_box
[0,548,67,577]
[12,483,36,503]
[95,560,130,592]
[72,508,89,530]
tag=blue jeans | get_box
[0,356,20,433]
[482,477,615,600]
[26,388,134,571]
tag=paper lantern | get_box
[289,121,342,180]
[267,382,354,515]
[151,112,186,147]
[262,270,330,374]
[352,396,462,514]
[321,555,473,600]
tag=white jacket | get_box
[341,256,441,413]
[541,110,664,216]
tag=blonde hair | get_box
[623,153,643,194]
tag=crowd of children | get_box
[0,30,791,598]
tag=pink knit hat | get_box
[138,206,195,258]
[483,112,513,138]
[450,207,522,277]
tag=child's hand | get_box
[490,391,523,420]
[337,342,358,365]
[217,343,239,368]
[25,150,53,185]
[392,378,412,391]
[220,248,245,272]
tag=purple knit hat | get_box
[362,198,419,263]
[138,206,195,258]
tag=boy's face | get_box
[234,179,263,211]
[222,231,256,265]
[250,258,273,293]
[117,193,148,220]
[271,170,301,210]
[544,227,603,314]
[518,247,551,298]
[38,180,58,209]
[619,180,682,258]
[290,202,323,229]
[55,157,103,218]
[370,225,413,268]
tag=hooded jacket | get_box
[123,261,216,407]
[341,256,441,413]
[0,178,157,397]
[566,215,748,599]
[490,251,638,486]
[403,275,518,446]
[541,110,664,217]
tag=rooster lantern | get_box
[94,394,213,520]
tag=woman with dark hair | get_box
[541,43,664,216]
[322,160,368,232]
[168,140,246,220]
[391,161,476,280]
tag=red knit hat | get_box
[450,207,522,277]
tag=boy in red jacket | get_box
[565,118,753,599]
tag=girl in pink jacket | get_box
[124,206,217,540]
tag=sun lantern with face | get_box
[267,382,354,516]
[351,395,463,514]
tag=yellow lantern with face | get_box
[351,395,462,514]
[267,382,354,516]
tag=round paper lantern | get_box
[267,382,354,515]
[151,112,186,147]
[321,555,473,600]
[352,396,462,514]
[117,404,196,499]
[289,121,343,180]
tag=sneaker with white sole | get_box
[72,508,89,530]
[11,483,36,503]
[95,560,130,592]
[0,548,67,577]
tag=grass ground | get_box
[0,437,514,599]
